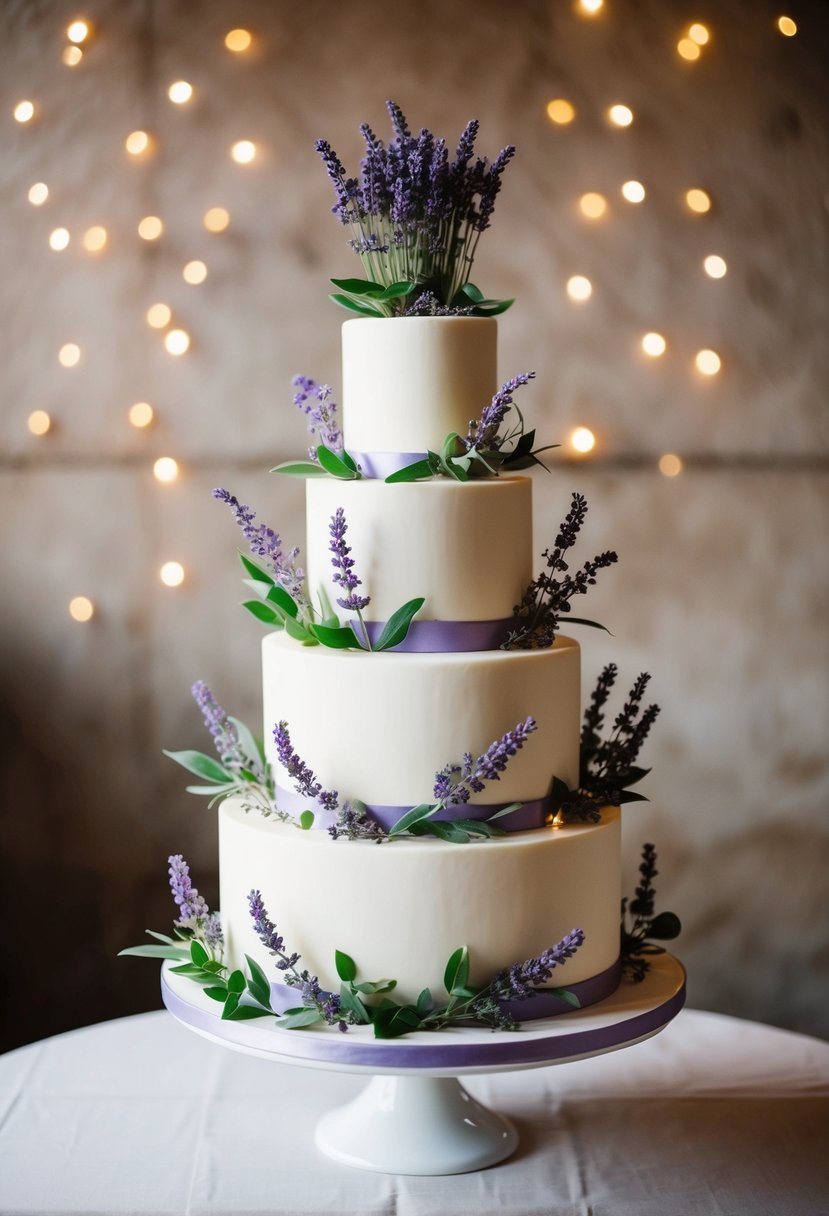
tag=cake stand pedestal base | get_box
[315,1074,518,1175]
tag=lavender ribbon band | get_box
[351,616,513,652]
[274,782,554,834]
[351,450,427,479]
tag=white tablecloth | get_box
[1,1008,827,1215]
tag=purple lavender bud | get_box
[493,927,585,1001]
[214,488,306,603]
[168,854,210,924]
[203,912,223,949]
[329,507,370,613]
[466,372,535,451]
[471,717,537,785]
[273,721,338,812]
[386,100,411,141]
[248,889,285,955]
[290,374,342,458]
[476,144,516,232]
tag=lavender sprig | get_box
[191,680,268,785]
[329,507,372,649]
[621,844,681,982]
[291,375,342,460]
[329,801,388,843]
[168,854,214,934]
[488,928,585,1002]
[213,488,308,609]
[273,721,338,812]
[248,890,346,1028]
[465,372,535,452]
[432,717,537,804]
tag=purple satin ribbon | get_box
[351,616,513,653]
[351,450,427,479]
[274,782,554,833]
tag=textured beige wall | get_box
[1,0,827,1049]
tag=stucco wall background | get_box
[1,0,827,1051]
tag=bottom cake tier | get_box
[218,798,622,1018]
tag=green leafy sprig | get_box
[329,277,512,320]
[621,843,681,982]
[271,443,363,482]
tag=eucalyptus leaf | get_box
[311,622,362,649]
[270,461,331,478]
[384,459,437,484]
[443,946,469,997]
[549,987,580,1008]
[372,1005,422,1039]
[117,944,189,960]
[422,821,470,843]
[168,962,210,977]
[299,810,315,830]
[329,293,385,318]
[242,599,284,627]
[486,802,524,821]
[284,615,315,643]
[244,955,273,1009]
[352,978,397,995]
[338,983,371,1025]
[280,1007,324,1029]
[374,597,425,652]
[387,802,437,836]
[163,749,230,784]
[144,930,178,945]
[335,950,357,982]
[317,444,360,480]
[184,783,237,797]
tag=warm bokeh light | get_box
[579,192,607,219]
[566,275,593,302]
[777,15,797,36]
[659,453,684,478]
[569,426,597,455]
[577,0,603,14]
[164,329,190,356]
[225,27,253,51]
[231,139,257,164]
[27,410,51,436]
[608,104,634,127]
[28,181,49,206]
[146,303,172,329]
[69,596,95,622]
[160,561,185,587]
[686,188,711,213]
[129,402,154,428]
[153,456,179,483]
[82,225,108,252]
[621,180,646,203]
[183,259,208,284]
[203,206,230,233]
[59,343,81,367]
[49,227,70,251]
[14,100,36,123]
[63,45,83,66]
[677,38,701,60]
[546,98,575,125]
[689,22,710,44]
[168,80,193,104]
[695,349,722,376]
[642,332,667,357]
[137,215,163,240]
[125,129,150,155]
[703,254,727,279]
[67,19,91,42]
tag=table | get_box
[1,1008,827,1215]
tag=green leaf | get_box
[299,809,315,830]
[310,622,362,649]
[564,617,612,634]
[456,281,485,304]
[372,1005,422,1039]
[618,791,650,805]
[330,277,386,297]
[329,293,385,317]
[549,777,571,812]
[373,280,416,302]
[118,944,190,960]
[244,955,273,1008]
[261,584,299,618]
[228,716,266,768]
[317,444,360,480]
[227,969,246,994]
[280,1007,324,1029]
[221,992,241,1020]
[416,988,434,1016]
[443,946,469,997]
[270,461,331,478]
[168,962,210,977]
[647,912,682,940]
[185,783,237,797]
[163,749,230,784]
[352,978,397,995]
[144,930,178,945]
[471,298,514,316]
[238,552,275,585]
[224,1005,274,1021]
[241,599,284,627]
[201,959,226,974]
[485,802,525,822]
[191,940,209,967]
[203,986,228,1002]
[384,459,437,484]
[338,983,371,1025]
[450,818,504,839]
[550,987,581,1008]
[284,615,314,643]
[618,766,651,787]
[335,950,357,982]
[374,597,425,652]
[422,821,471,844]
[387,802,438,836]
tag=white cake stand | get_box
[161,954,685,1176]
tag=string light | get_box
[231,139,257,164]
[546,98,575,125]
[577,0,603,14]
[14,100,36,123]
[703,254,727,278]
[168,80,193,104]
[685,188,711,213]
[125,129,151,156]
[566,275,593,302]
[183,260,208,284]
[689,23,709,44]
[153,456,179,483]
[203,206,230,233]
[579,192,607,219]
[677,38,701,60]
[225,28,253,52]
[160,561,185,587]
[67,19,91,42]
[137,215,163,240]
[569,426,596,455]
[658,454,683,478]
[621,180,646,203]
[63,46,83,66]
[695,349,721,375]
[28,410,51,436]
[49,227,70,251]
[608,104,634,127]
[59,343,81,367]
[28,182,49,205]
[82,225,107,252]
[642,332,667,357]
[777,16,797,36]
[129,402,154,428]
[146,303,172,329]
[68,596,95,622]
[164,329,190,355]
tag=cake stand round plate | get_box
[162,954,685,1176]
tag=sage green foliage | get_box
[329,277,512,320]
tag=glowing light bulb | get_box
[579,192,607,219]
[578,0,603,14]
[67,19,91,42]
[183,260,208,284]
[621,180,646,203]
[82,225,107,252]
[225,28,253,52]
[569,426,596,454]
[677,38,701,60]
[168,80,193,104]
[28,182,49,205]
[566,275,593,302]
[49,227,70,251]
[695,349,721,375]
[125,129,150,156]
[546,98,575,125]
[231,139,257,164]
[686,188,711,213]
[129,402,154,428]
[153,456,179,483]
[659,453,683,478]
[146,303,172,329]
[63,46,83,66]
[14,100,36,123]
[69,596,95,622]
[642,332,667,357]
[137,215,163,240]
[59,343,81,367]
[160,561,185,587]
[164,329,190,356]
[28,410,51,436]
[203,206,230,233]
[777,16,797,36]
[703,254,727,279]
[608,104,634,127]
[689,23,709,44]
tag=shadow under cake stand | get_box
[161,954,685,1176]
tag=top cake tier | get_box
[342,316,497,463]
